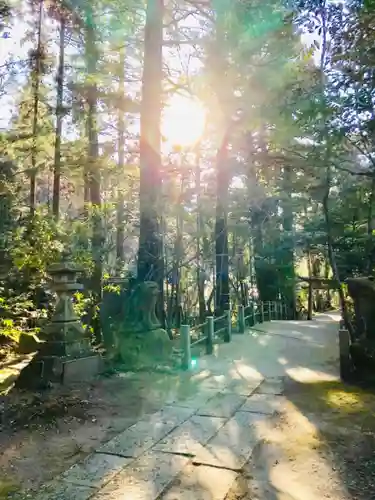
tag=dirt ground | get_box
[0,366,186,499]
[226,378,375,500]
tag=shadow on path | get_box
[4,312,370,500]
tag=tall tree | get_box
[52,14,66,218]
[137,0,164,307]
[29,0,44,215]
[85,3,103,342]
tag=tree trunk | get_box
[317,1,354,338]
[170,176,184,327]
[307,249,313,320]
[322,182,354,339]
[137,0,164,317]
[281,165,296,319]
[215,129,230,314]
[324,258,331,309]
[52,17,65,219]
[85,13,103,344]
[30,0,43,215]
[366,176,375,275]
[195,148,206,322]
[116,46,126,263]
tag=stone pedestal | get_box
[339,328,352,382]
[16,252,101,389]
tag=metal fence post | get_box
[238,305,245,334]
[260,301,264,323]
[224,309,232,343]
[206,316,214,354]
[181,324,191,370]
[252,302,256,326]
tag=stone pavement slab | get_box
[35,480,96,500]
[240,394,282,415]
[165,391,216,409]
[153,415,227,455]
[90,451,189,500]
[196,392,246,418]
[61,453,132,488]
[97,406,195,458]
[221,377,262,396]
[193,411,267,470]
[33,315,339,500]
[161,464,237,500]
[255,377,284,395]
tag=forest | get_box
[0,0,375,369]
[2,1,375,499]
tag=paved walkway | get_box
[36,314,340,500]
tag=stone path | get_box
[35,314,339,500]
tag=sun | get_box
[162,94,206,148]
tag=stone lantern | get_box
[16,251,101,388]
[43,252,90,354]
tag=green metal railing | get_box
[180,300,286,370]
[238,300,287,331]
[180,311,231,370]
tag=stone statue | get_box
[345,277,375,381]
[111,281,174,370]
[125,281,162,332]
[346,277,375,340]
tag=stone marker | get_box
[196,392,246,418]
[97,406,195,457]
[153,415,227,455]
[61,453,132,488]
[161,464,237,500]
[91,452,189,500]
[193,411,267,470]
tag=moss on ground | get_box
[0,478,22,500]
[287,379,375,433]
[284,378,375,499]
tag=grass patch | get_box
[0,478,22,500]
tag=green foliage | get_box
[0,285,46,343]
[11,215,63,275]
[2,0,375,355]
